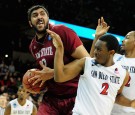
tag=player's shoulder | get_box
[114,61,123,67]
[50,24,72,33]
[29,36,36,45]
[85,57,93,61]
[9,98,17,107]
[113,53,123,62]
[51,24,68,29]
[30,37,36,43]
[26,99,33,105]
[85,57,96,65]
[114,61,126,74]
[9,98,16,103]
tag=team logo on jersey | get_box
[117,56,123,61]
[114,68,119,74]
[48,36,51,40]
[13,103,17,108]
[91,59,98,66]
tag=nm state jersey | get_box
[29,24,82,96]
[112,54,135,114]
[10,99,33,115]
[72,57,126,115]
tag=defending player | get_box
[49,29,135,115]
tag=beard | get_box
[32,21,49,34]
[120,48,125,55]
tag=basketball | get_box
[22,69,45,94]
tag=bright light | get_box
[5,54,8,58]
[49,19,125,45]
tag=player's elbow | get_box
[54,72,67,83]
[54,78,62,82]
[54,68,66,82]
[54,75,65,83]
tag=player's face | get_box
[94,40,111,65]
[121,31,135,52]
[17,87,29,100]
[29,8,49,34]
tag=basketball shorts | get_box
[37,95,75,115]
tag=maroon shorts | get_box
[37,95,75,115]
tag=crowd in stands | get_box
[0,58,42,109]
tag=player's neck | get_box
[103,57,114,67]
[36,33,46,40]
[17,98,26,106]
[104,61,114,67]
[125,49,135,58]
[36,24,49,40]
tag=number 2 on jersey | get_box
[125,76,131,87]
[100,83,109,95]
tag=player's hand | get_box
[46,29,63,49]
[95,17,110,38]
[28,62,54,87]
[131,99,135,108]
[26,88,39,94]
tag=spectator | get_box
[4,85,37,115]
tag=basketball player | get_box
[0,93,8,115]
[4,85,37,115]
[111,31,135,115]
[27,5,90,115]
[90,18,135,115]
[0,106,5,115]
[50,29,135,115]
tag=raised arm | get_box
[46,29,85,82]
[90,17,110,57]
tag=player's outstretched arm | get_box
[46,29,85,82]
[115,71,135,108]
[90,17,110,57]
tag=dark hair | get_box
[99,34,119,52]
[27,5,49,21]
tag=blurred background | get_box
[0,0,135,58]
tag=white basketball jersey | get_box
[0,107,5,115]
[112,54,135,114]
[72,57,126,115]
[10,99,33,115]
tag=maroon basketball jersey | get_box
[29,24,82,96]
